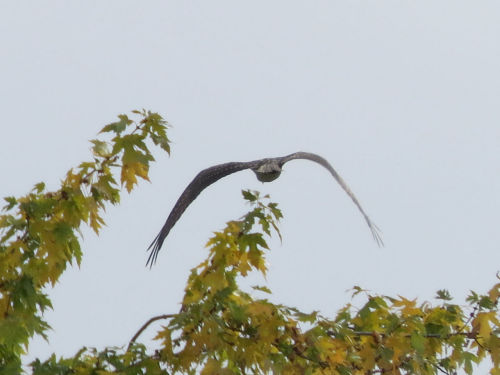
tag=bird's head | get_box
[252,160,282,182]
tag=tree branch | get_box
[128,314,174,350]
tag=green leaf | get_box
[99,114,132,134]
[3,196,17,211]
[377,346,394,362]
[52,222,73,244]
[0,354,22,375]
[478,295,496,310]
[435,289,452,301]
[268,202,283,220]
[242,190,258,202]
[251,285,272,294]
[462,351,479,375]
[150,133,171,154]
[410,331,425,354]
[350,285,366,298]
[294,310,318,323]
[467,290,479,304]
[33,182,46,193]
[228,301,247,324]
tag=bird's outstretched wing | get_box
[146,161,259,266]
[278,152,383,246]
[148,152,382,266]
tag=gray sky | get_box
[1,1,499,370]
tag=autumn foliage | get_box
[0,111,498,374]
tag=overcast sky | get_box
[1,1,499,371]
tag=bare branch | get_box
[128,314,174,350]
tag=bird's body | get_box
[147,152,382,266]
[252,159,283,182]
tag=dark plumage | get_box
[147,152,382,266]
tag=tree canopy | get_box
[0,111,498,375]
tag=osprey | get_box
[147,152,382,266]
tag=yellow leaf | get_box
[203,269,228,291]
[358,340,376,370]
[120,161,150,192]
[237,251,251,276]
[201,358,219,375]
[248,301,273,317]
[472,312,493,340]
[489,283,500,302]
[121,164,138,192]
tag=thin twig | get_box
[128,314,175,350]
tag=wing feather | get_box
[279,152,383,246]
[146,161,257,266]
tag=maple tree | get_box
[0,111,498,374]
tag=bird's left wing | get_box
[146,161,258,266]
[279,152,383,246]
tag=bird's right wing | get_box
[146,161,257,266]
[280,152,383,246]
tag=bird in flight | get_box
[147,152,382,266]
